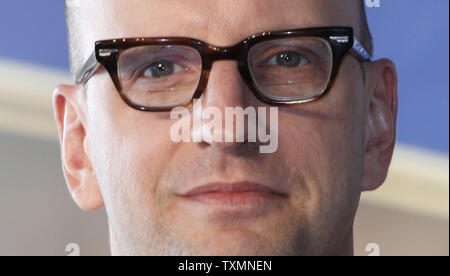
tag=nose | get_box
[191,61,257,153]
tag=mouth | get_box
[177,181,288,208]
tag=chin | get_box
[187,228,291,256]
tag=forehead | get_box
[74,0,358,58]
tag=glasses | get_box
[76,27,371,111]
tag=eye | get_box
[143,60,186,78]
[266,51,307,68]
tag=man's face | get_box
[57,0,396,255]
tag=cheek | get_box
[276,60,365,217]
[86,81,176,209]
[93,114,174,185]
[88,107,178,241]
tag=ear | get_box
[52,85,104,210]
[362,59,398,191]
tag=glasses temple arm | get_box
[351,37,372,62]
[75,51,100,84]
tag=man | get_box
[53,0,398,256]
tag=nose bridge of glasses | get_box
[204,42,245,62]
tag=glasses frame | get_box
[76,27,371,111]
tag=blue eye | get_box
[267,51,307,68]
[143,60,186,78]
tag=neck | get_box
[329,229,354,256]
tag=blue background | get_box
[0,0,448,154]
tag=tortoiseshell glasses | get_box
[76,27,371,111]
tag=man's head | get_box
[54,0,397,255]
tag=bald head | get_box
[66,0,372,76]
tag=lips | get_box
[178,181,288,207]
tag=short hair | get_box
[65,0,373,76]
[65,4,82,76]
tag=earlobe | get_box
[52,85,104,210]
[362,59,398,191]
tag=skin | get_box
[53,0,398,256]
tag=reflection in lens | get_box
[118,45,202,109]
[248,37,332,102]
